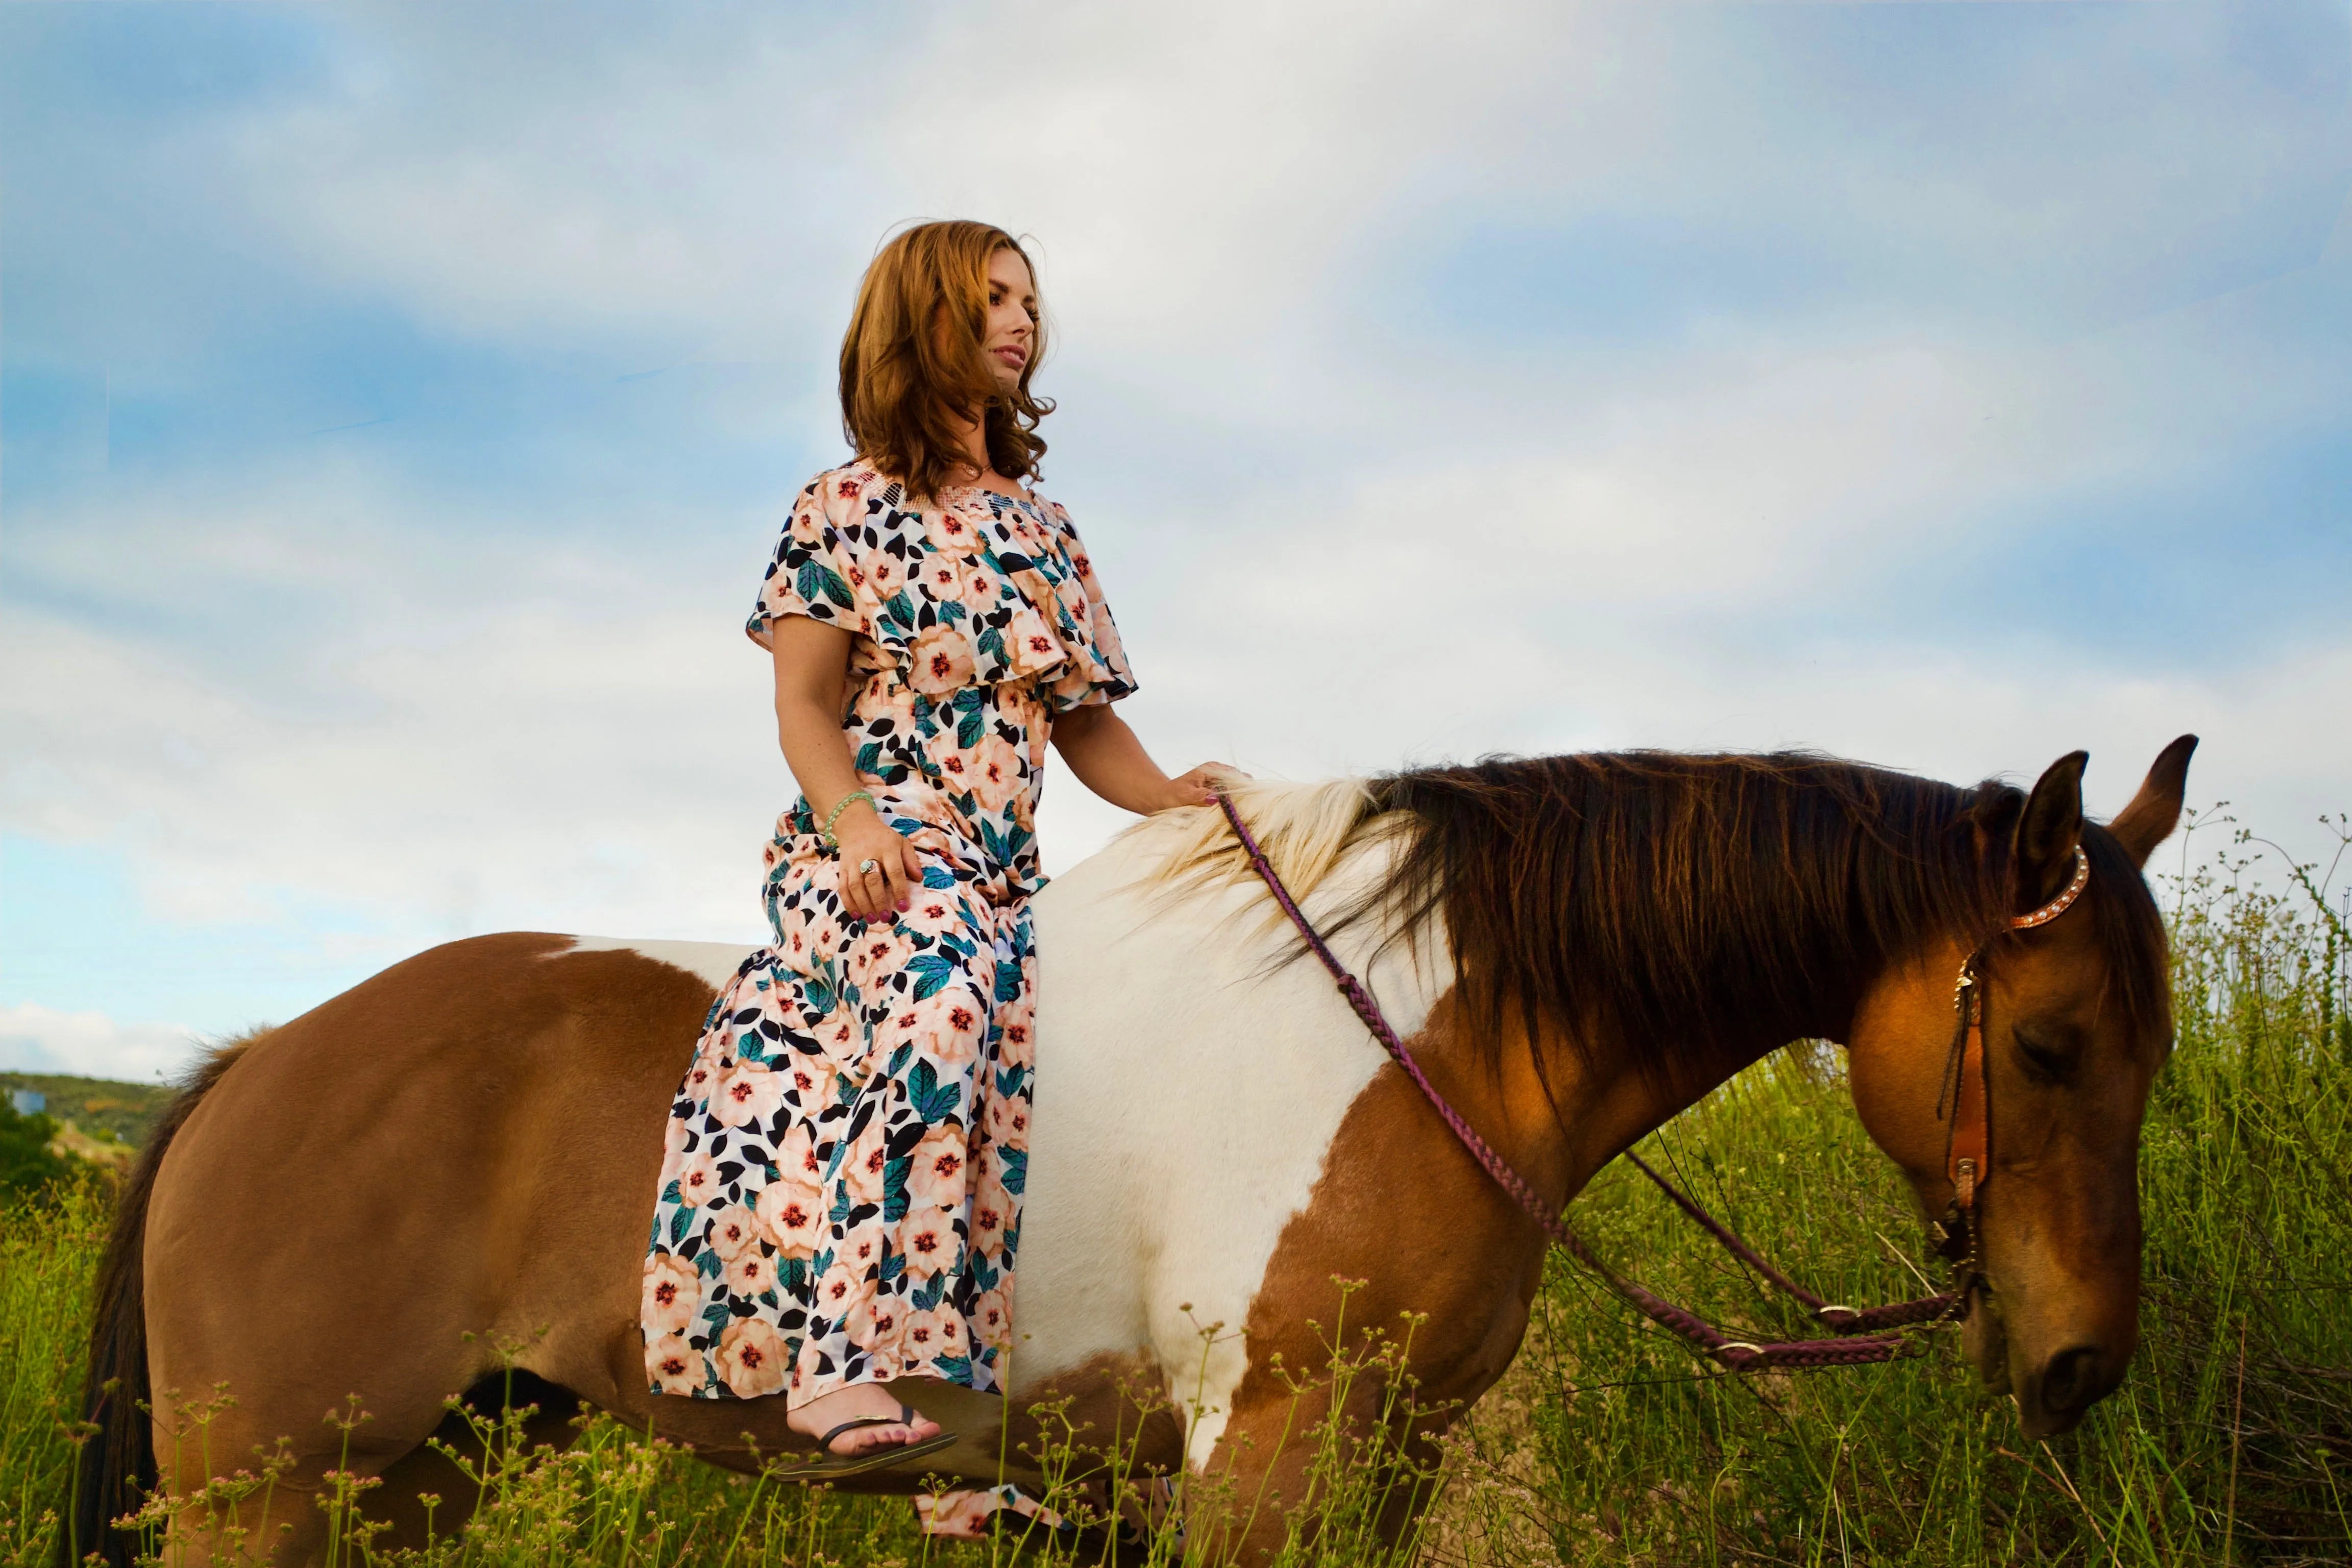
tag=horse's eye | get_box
[2013,1023,2082,1083]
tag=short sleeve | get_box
[1040,510,1139,714]
[747,470,875,651]
[749,470,1137,709]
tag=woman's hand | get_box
[831,800,926,921]
[1153,763,1247,813]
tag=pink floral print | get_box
[643,461,1134,1403]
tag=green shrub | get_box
[0,1099,76,1206]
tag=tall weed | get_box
[2,1179,108,1568]
[6,817,2346,1565]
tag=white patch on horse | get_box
[1022,823,1447,1469]
[560,936,753,996]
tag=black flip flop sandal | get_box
[786,1404,960,1481]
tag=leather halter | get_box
[1937,845,2093,1266]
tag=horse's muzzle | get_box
[2018,1342,2121,1438]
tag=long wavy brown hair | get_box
[839,220,1052,503]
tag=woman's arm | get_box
[1050,703,1231,816]
[771,618,923,919]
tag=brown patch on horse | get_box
[1189,990,1674,1563]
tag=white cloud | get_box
[186,2,2341,378]
[211,1,1567,352]
[0,1003,205,1084]
[1135,496,2351,812]
[7,302,2345,984]
[5,1,2345,1032]
[3,498,783,941]
[112,2,2348,556]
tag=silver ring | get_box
[857,857,880,876]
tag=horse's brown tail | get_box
[68,1032,266,1568]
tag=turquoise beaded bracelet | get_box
[821,790,876,848]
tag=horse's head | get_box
[1845,736,2193,1439]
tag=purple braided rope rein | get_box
[1214,794,1958,1372]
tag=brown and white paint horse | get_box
[77,740,2192,1564]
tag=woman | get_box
[642,221,1226,1474]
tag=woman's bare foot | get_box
[787,1382,942,1457]
[914,1478,1175,1545]
[915,1490,1011,1540]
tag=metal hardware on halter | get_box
[1939,956,1991,1264]
[2014,847,2092,929]
[1936,844,2096,1270]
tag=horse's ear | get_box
[2014,750,2089,911]
[2105,733,2198,868]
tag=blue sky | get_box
[5,1,2348,1080]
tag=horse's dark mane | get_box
[1349,751,2167,1087]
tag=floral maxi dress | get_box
[642,461,1135,1404]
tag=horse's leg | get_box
[141,1330,476,1566]
[1177,1044,1562,1565]
[143,1392,589,1568]
[361,1373,586,1551]
[1183,1365,1443,1566]
[142,1112,486,1568]
[144,1470,325,1568]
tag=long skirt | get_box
[642,817,1035,1403]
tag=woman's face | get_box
[982,248,1038,396]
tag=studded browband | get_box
[1941,845,2093,1255]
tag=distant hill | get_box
[1,1071,176,1149]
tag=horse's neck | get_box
[1426,935,1847,1216]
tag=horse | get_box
[73,739,2194,1564]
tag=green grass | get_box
[3,1178,107,1566]
[4,818,2346,1565]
